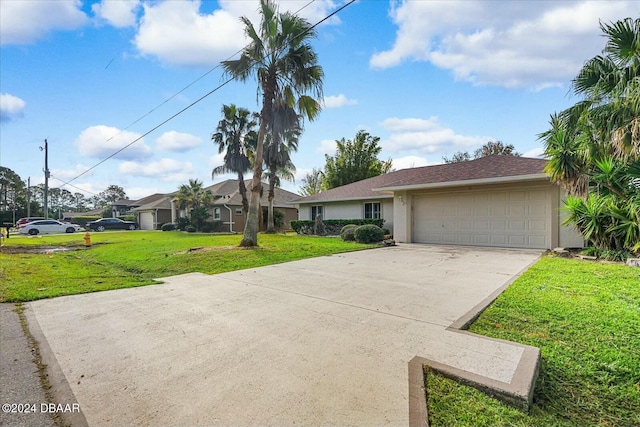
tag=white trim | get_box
[373,174,549,193]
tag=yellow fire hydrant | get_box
[84,232,92,247]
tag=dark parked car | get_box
[86,218,138,232]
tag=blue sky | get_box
[0,0,636,200]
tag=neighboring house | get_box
[132,179,300,232]
[294,155,584,250]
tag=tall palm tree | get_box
[211,104,258,214]
[174,179,215,230]
[263,104,301,233]
[222,0,324,246]
[566,17,640,159]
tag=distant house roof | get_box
[131,179,301,212]
[205,179,300,208]
[295,155,549,203]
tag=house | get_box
[132,179,300,232]
[294,155,584,250]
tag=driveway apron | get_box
[25,244,540,426]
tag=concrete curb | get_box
[408,255,542,426]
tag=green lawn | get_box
[0,231,373,302]
[427,256,640,427]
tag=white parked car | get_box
[18,220,82,235]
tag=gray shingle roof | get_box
[295,155,549,203]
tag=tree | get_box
[322,130,392,190]
[539,17,640,252]
[92,185,127,208]
[174,179,215,231]
[443,140,520,163]
[299,168,323,196]
[223,0,324,247]
[264,104,300,233]
[212,104,258,214]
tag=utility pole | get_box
[26,177,31,217]
[40,139,50,218]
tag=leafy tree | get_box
[443,140,520,163]
[539,17,640,252]
[299,168,323,196]
[174,179,215,231]
[92,185,127,208]
[322,130,392,190]
[222,0,324,246]
[211,104,258,214]
[0,166,27,214]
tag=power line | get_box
[59,0,356,190]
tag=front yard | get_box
[427,256,640,427]
[0,231,373,302]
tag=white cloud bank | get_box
[323,94,357,109]
[0,0,87,45]
[0,93,26,122]
[119,158,194,183]
[371,0,635,89]
[156,131,202,152]
[74,125,152,161]
[92,0,140,28]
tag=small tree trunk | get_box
[265,173,276,233]
[237,173,249,213]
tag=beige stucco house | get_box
[294,156,584,250]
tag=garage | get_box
[412,186,551,249]
[139,211,155,230]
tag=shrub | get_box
[161,223,176,231]
[354,224,384,243]
[200,223,214,233]
[291,219,385,235]
[340,224,358,241]
[176,217,190,231]
[186,225,197,233]
[262,207,285,229]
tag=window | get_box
[235,208,243,215]
[364,202,381,219]
[311,205,323,221]
[213,208,221,220]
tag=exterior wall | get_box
[297,199,394,232]
[556,188,585,248]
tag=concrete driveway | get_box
[25,244,540,426]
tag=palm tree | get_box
[174,179,215,230]
[222,0,324,246]
[211,104,258,214]
[263,104,301,233]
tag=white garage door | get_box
[139,212,155,230]
[412,188,551,249]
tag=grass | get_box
[0,231,374,302]
[426,256,640,427]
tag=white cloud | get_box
[322,94,357,109]
[50,164,94,182]
[134,0,247,67]
[156,131,202,152]
[391,155,432,171]
[381,117,488,154]
[0,0,87,45]
[371,0,635,88]
[316,139,337,155]
[92,0,140,28]
[118,158,194,182]
[0,93,26,122]
[74,125,152,160]
[133,0,340,67]
[523,146,546,158]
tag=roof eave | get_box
[295,194,394,204]
[373,173,550,192]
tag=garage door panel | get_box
[413,188,550,249]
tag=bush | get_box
[176,217,190,231]
[262,207,285,230]
[161,223,176,231]
[354,224,384,243]
[186,225,197,233]
[291,219,385,235]
[340,224,358,241]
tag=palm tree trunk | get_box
[240,111,267,247]
[266,173,276,233]
[237,172,249,213]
